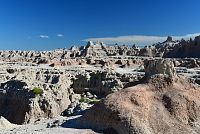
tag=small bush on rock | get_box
[79,97,100,104]
[32,87,43,95]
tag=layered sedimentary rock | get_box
[0,61,144,124]
[0,35,200,129]
[144,59,176,78]
[0,65,72,124]
[0,35,200,65]
[72,70,143,96]
[79,59,200,134]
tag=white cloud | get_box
[57,34,64,37]
[39,35,49,39]
[173,33,200,40]
[82,33,200,46]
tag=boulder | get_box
[79,75,200,134]
[79,59,200,134]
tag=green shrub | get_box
[79,97,86,103]
[79,97,100,104]
[32,87,43,95]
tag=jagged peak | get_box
[166,36,173,42]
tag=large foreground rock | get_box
[80,75,200,134]
[79,59,200,134]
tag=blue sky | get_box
[0,0,200,50]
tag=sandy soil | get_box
[0,116,99,134]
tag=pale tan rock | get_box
[144,59,176,78]
[0,116,16,129]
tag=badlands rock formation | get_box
[0,35,200,133]
[79,59,200,134]
[144,59,176,78]
[0,63,72,124]
[163,36,200,58]
[72,69,143,96]
[0,36,200,68]
[0,61,144,125]
[0,35,200,66]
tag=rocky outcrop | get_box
[0,60,144,124]
[144,59,176,78]
[174,58,200,68]
[0,35,200,63]
[72,69,143,96]
[0,66,72,124]
[165,36,173,42]
[163,36,200,58]
[79,59,200,134]
[138,46,157,57]
[136,35,200,58]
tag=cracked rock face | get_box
[144,59,177,78]
[72,70,143,96]
[0,66,72,124]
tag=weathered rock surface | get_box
[0,61,144,125]
[72,69,143,95]
[79,59,200,134]
[144,59,176,78]
[0,116,16,129]
[0,35,200,65]
[0,35,200,134]
[0,65,72,124]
